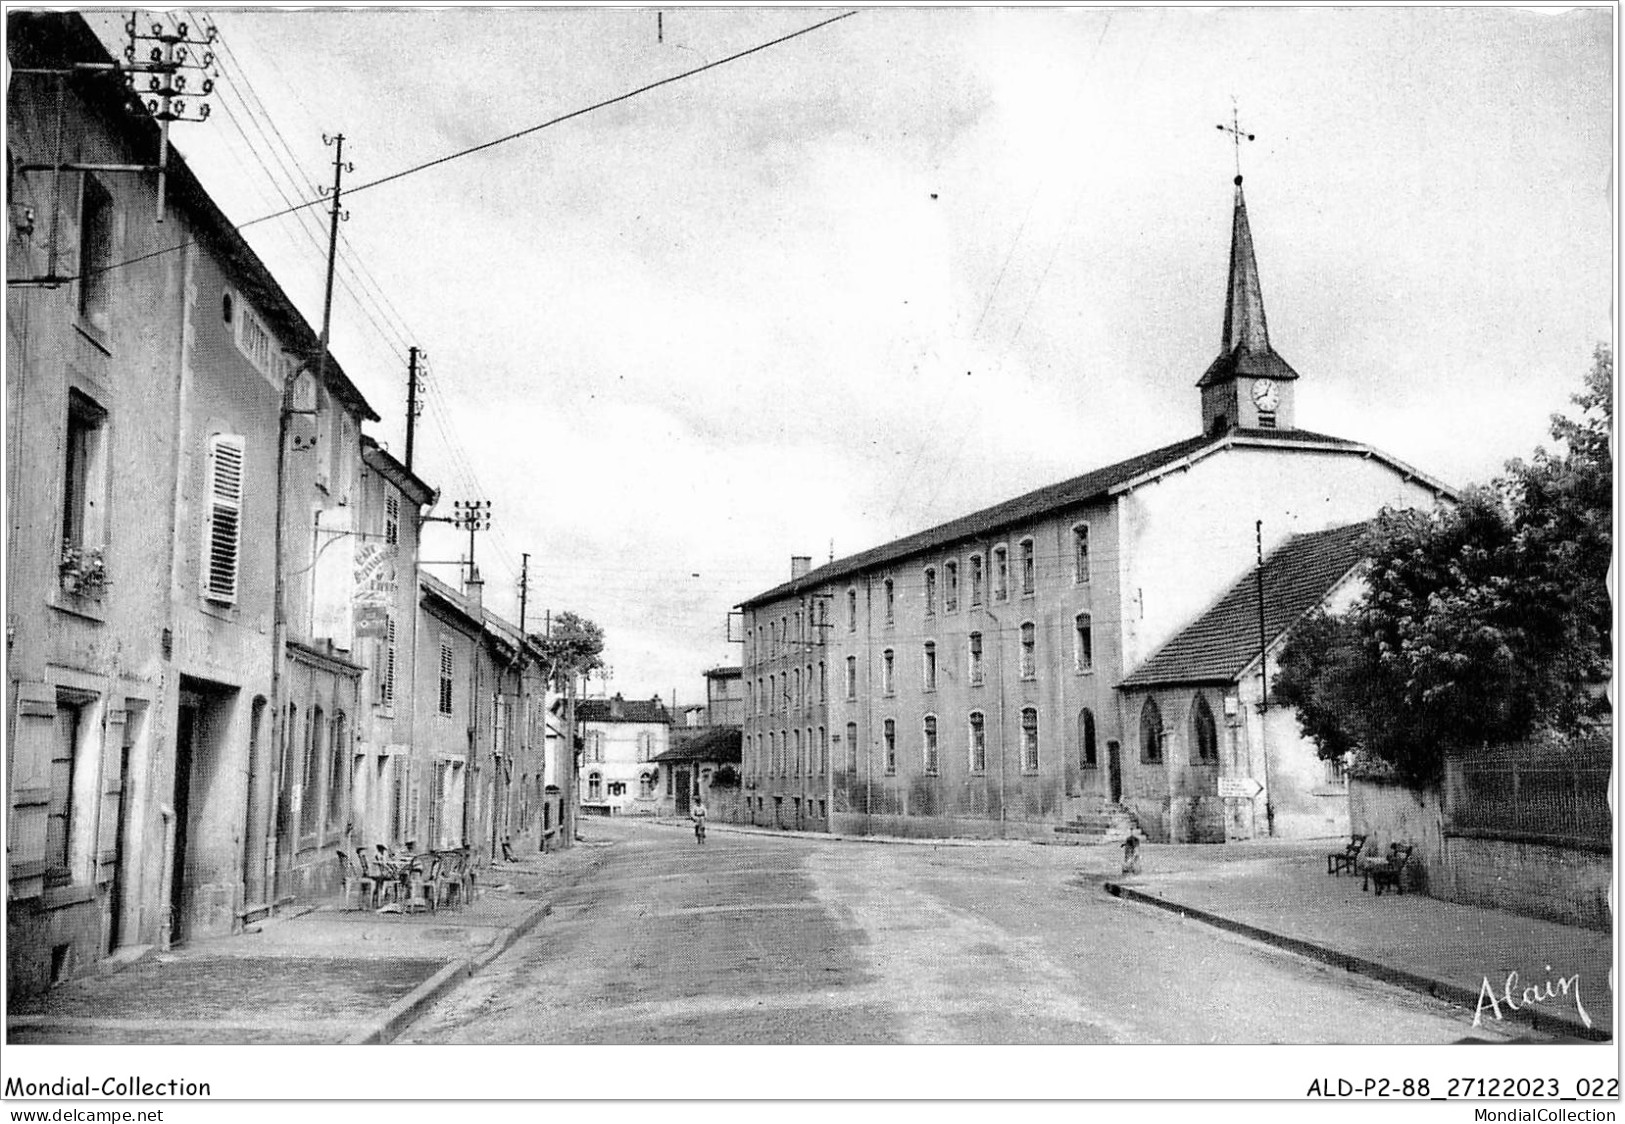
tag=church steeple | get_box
[1198,174,1301,435]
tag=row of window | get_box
[856,526,1093,628]
[751,707,1064,778]
[581,730,661,763]
[749,694,1225,780]
[746,528,1094,662]
[749,616,1097,718]
[751,725,832,778]
[584,773,660,800]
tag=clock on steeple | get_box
[1198,171,1300,435]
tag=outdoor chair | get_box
[355,848,394,909]
[1361,842,1415,897]
[1326,833,1367,876]
[403,855,438,914]
[434,850,469,912]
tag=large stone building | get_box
[736,175,1454,842]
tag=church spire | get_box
[1197,112,1302,434]
[1221,180,1270,355]
[1198,175,1300,390]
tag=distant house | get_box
[576,694,671,815]
[652,727,743,818]
[704,666,745,727]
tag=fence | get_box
[1443,733,1611,847]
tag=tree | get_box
[1274,348,1612,784]
[531,611,605,688]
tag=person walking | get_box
[691,797,708,844]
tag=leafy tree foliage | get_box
[1274,348,1612,784]
[531,610,605,689]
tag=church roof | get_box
[1197,181,1301,388]
[1119,521,1373,689]
[736,427,1440,610]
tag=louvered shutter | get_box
[382,615,397,705]
[204,434,245,603]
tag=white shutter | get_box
[203,434,245,603]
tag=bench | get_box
[1326,833,1367,876]
[1360,842,1415,897]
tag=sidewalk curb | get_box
[346,849,612,1045]
[345,899,556,1046]
[1104,881,1610,1043]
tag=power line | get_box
[65,9,863,286]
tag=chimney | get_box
[791,555,811,579]
[463,562,484,611]
[610,693,624,720]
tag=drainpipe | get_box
[863,577,873,835]
[985,604,1007,839]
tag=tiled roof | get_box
[577,695,672,725]
[1119,521,1374,688]
[652,727,742,764]
[738,427,1387,609]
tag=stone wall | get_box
[1347,776,1445,894]
[1441,834,1611,931]
[1350,775,1611,929]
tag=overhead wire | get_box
[61,9,864,286]
[204,12,531,598]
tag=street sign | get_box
[1218,776,1263,799]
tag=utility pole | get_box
[430,499,490,583]
[405,345,420,472]
[512,553,531,853]
[313,133,351,401]
[1256,519,1276,837]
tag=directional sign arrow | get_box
[1218,776,1264,799]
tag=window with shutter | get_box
[380,615,397,706]
[385,494,400,546]
[438,643,454,715]
[203,434,245,603]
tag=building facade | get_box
[3,12,388,991]
[4,12,566,996]
[576,694,671,815]
[737,178,1454,843]
[351,437,437,857]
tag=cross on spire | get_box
[1216,98,1255,183]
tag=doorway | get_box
[674,767,691,816]
[1107,740,1122,804]
[170,696,199,946]
[105,703,144,955]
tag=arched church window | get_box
[1139,697,1164,764]
[1191,694,1219,764]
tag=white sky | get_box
[81,4,1614,705]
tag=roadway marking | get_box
[542,988,884,1035]
[644,903,823,918]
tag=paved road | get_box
[403,819,1532,1045]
